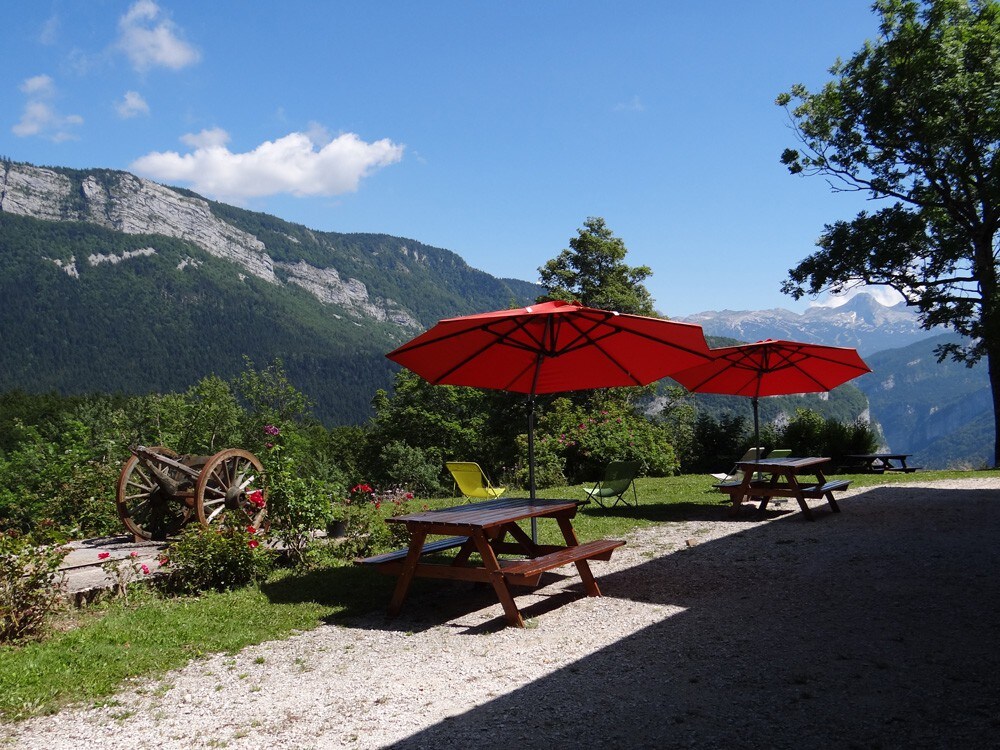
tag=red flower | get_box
[157,556,169,565]
[98,552,110,560]
[246,525,257,535]
[248,539,259,549]
[405,492,414,500]
[140,564,150,575]
[247,489,266,509]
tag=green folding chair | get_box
[584,460,641,508]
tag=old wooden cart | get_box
[115,446,267,541]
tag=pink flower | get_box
[98,552,110,560]
[157,556,169,565]
[140,564,150,575]
[263,424,280,436]
[129,551,139,558]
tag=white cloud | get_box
[614,95,645,113]
[39,15,60,45]
[117,0,200,72]
[116,90,150,118]
[12,75,83,142]
[130,128,405,200]
[180,127,230,149]
[20,74,55,96]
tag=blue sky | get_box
[2,1,895,317]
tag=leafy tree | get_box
[776,0,1000,466]
[538,217,655,315]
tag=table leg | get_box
[387,531,427,617]
[816,470,840,513]
[471,529,524,628]
[786,473,814,521]
[556,516,601,597]
[729,473,754,515]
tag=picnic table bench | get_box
[717,456,850,521]
[356,497,624,628]
[840,453,920,473]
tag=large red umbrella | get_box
[387,300,712,516]
[670,339,872,460]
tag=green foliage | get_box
[781,408,880,461]
[524,398,679,486]
[0,533,68,644]
[161,526,272,594]
[364,370,523,492]
[538,217,655,315]
[777,0,1000,464]
[261,428,337,567]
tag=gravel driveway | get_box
[5,477,1000,749]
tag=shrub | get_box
[261,426,337,566]
[161,525,272,594]
[0,532,67,644]
[333,484,415,560]
[376,441,445,496]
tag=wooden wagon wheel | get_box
[194,448,267,529]
[116,446,192,541]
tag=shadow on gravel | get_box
[377,486,1000,748]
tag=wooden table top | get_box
[845,453,911,460]
[386,496,580,530]
[736,456,831,471]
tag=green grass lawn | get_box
[2,468,997,723]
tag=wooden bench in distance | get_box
[501,539,625,587]
[355,536,469,566]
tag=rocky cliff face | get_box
[0,162,419,329]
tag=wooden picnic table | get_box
[716,456,850,521]
[355,496,624,628]
[842,453,920,473]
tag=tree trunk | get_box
[990,356,1000,468]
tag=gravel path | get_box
[5,478,1000,749]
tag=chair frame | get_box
[585,460,641,508]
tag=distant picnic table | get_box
[716,456,849,521]
[841,453,920,474]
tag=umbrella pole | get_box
[752,397,761,462]
[527,396,538,542]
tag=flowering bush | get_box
[99,550,153,604]
[334,483,415,559]
[0,532,68,644]
[261,425,336,566]
[160,525,272,594]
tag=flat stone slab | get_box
[58,535,168,603]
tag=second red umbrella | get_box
[670,339,872,461]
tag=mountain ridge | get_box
[680,293,941,355]
[0,159,540,424]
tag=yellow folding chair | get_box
[445,462,506,501]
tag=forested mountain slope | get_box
[0,161,539,424]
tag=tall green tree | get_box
[777,0,1000,466]
[538,217,655,315]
